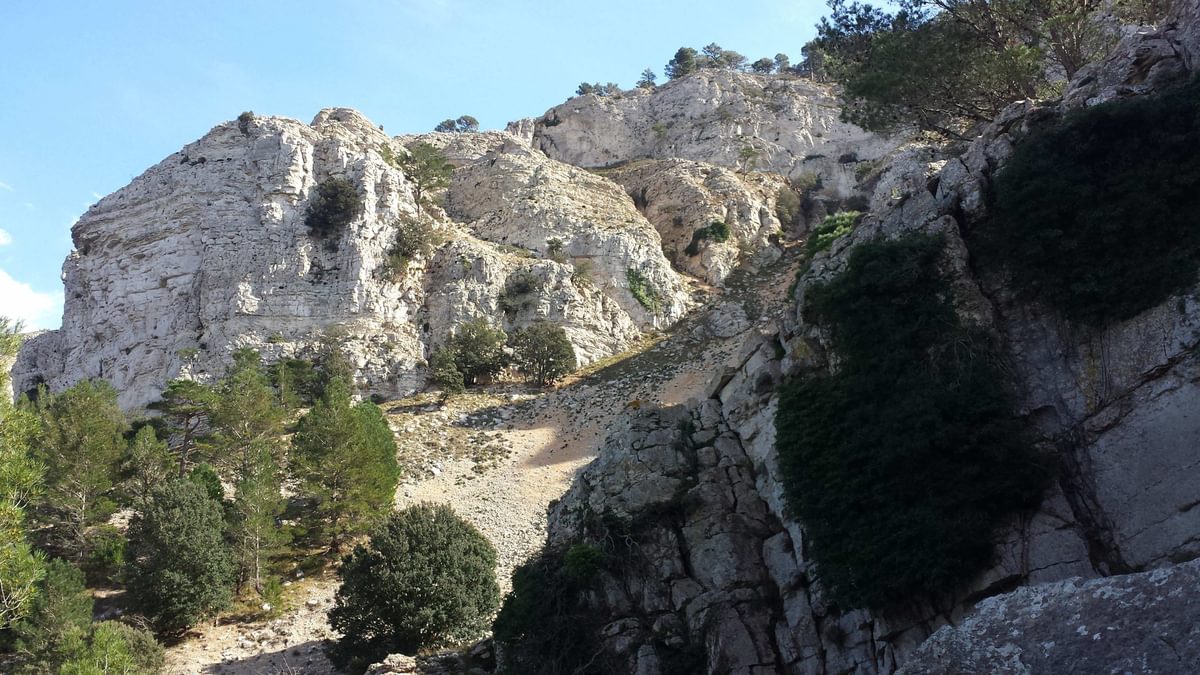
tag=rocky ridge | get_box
[11,68,871,410]
[538,6,1200,674]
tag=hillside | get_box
[7,3,1200,674]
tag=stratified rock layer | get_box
[539,8,1200,674]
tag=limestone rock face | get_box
[899,561,1200,674]
[539,12,1200,674]
[603,159,788,286]
[445,147,691,330]
[13,110,689,409]
[533,70,901,195]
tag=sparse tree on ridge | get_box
[665,47,699,79]
[636,68,657,88]
[751,57,776,73]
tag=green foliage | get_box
[811,0,1121,136]
[382,215,442,279]
[775,234,1047,610]
[11,558,93,673]
[493,546,609,675]
[429,347,465,397]
[237,111,254,135]
[268,357,320,409]
[305,177,363,240]
[665,47,699,79]
[148,379,217,476]
[83,524,125,585]
[208,351,287,594]
[684,220,732,256]
[499,269,543,316]
[751,57,776,73]
[0,320,46,629]
[293,368,400,551]
[974,78,1200,326]
[636,68,657,88]
[433,115,479,133]
[187,463,223,502]
[395,143,454,214]
[775,186,803,229]
[439,318,508,386]
[126,480,234,634]
[329,504,500,670]
[509,322,577,386]
[626,269,662,314]
[563,543,604,581]
[37,380,128,561]
[805,211,861,260]
[545,237,566,263]
[59,621,165,675]
[120,425,172,507]
[576,82,621,97]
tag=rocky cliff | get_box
[536,6,1200,674]
[12,69,879,410]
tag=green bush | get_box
[329,504,500,671]
[974,77,1200,326]
[804,211,861,260]
[429,346,465,397]
[59,621,164,675]
[626,269,662,314]
[775,187,803,229]
[498,269,543,316]
[11,558,93,673]
[269,357,320,408]
[509,322,577,386]
[381,216,442,280]
[83,524,125,585]
[775,234,1047,610]
[684,220,732,256]
[126,480,234,635]
[493,546,611,675]
[305,177,363,240]
[440,318,508,385]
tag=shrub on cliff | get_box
[974,77,1200,326]
[328,504,500,671]
[443,318,508,386]
[305,177,363,240]
[775,234,1047,610]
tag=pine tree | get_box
[126,480,233,634]
[11,558,93,673]
[120,425,173,507]
[148,379,216,477]
[37,380,128,561]
[510,322,577,386]
[293,364,399,552]
[206,349,286,594]
[0,320,45,628]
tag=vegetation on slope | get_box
[775,234,1048,610]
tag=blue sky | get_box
[0,0,828,330]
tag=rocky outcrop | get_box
[533,70,902,195]
[602,159,788,286]
[537,7,1200,674]
[899,561,1200,674]
[445,146,691,330]
[13,110,689,409]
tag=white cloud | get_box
[0,181,12,192]
[0,229,10,246]
[0,269,62,330]
[91,192,103,200]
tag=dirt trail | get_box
[164,249,800,673]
